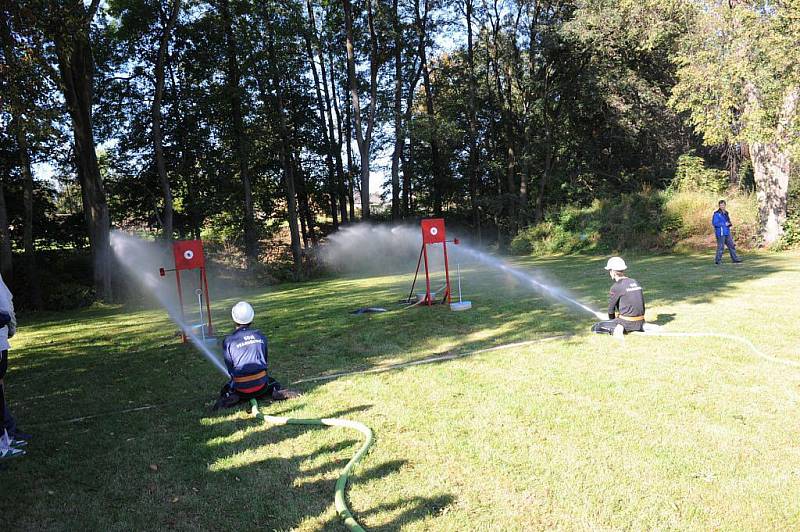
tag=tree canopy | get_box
[1,0,798,307]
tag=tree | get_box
[33,0,113,300]
[342,0,381,219]
[152,0,181,240]
[671,0,800,244]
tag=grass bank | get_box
[511,189,759,255]
[2,250,799,529]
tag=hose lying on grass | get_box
[638,329,800,368]
[248,399,374,532]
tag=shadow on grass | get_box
[2,250,792,529]
[199,404,452,530]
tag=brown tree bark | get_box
[262,20,303,274]
[746,86,798,244]
[303,0,338,229]
[152,0,181,241]
[401,61,423,216]
[220,0,257,263]
[391,0,403,221]
[343,74,356,220]
[343,0,380,219]
[414,0,444,215]
[50,1,112,300]
[465,0,480,234]
[327,50,349,223]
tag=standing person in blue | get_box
[213,301,300,410]
[712,200,743,264]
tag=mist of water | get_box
[110,231,229,375]
[323,223,600,316]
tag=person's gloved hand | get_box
[7,325,15,338]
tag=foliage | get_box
[663,188,759,250]
[774,173,800,250]
[669,153,729,195]
[511,191,675,255]
[511,187,760,255]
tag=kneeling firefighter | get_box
[592,257,646,337]
[214,301,300,410]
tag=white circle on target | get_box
[184,250,194,260]
[430,227,438,236]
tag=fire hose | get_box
[639,329,800,368]
[248,399,374,532]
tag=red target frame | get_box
[159,239,214,342]
[408,218,456,306]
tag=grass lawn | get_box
[2,250,800,530]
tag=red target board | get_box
[421,218,446,244]
[172,240,206,271]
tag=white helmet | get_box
[231,301,255,325]
[604,256,627,271]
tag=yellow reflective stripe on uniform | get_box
[233,370,267,383]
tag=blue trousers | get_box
[715,234,740,263]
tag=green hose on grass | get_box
[249,399,374,532]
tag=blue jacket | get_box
[222,326,269,393]
[712,209,731,237]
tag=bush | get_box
[510,188,760,256]
[774,174,800,250]
[43,282,96,310]
[670,153,729,194]
[663,189,759,250]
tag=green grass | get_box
[2,250,800,530]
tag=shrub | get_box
[663,190,759,250]
[670,153,729,194]
[511,188,759,256]
[774,174,800,250]
[43,282,96,310]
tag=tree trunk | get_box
[276,96,303,274]
[263,18,302,275]
[415,0,443,215]
[0,179,12,284]
[152,0,180,241]
[401,62,422,217]
[390,0,402,221]
[343,0,379,219]
[220,0,257,263]
[303,0,338,229]
[344,76,356,220]
[465,0,479,233]
[51,5,112,301]
[0,15,40,305]
[327,50,349,223]
[17,123,41,308]
[751,142,791,244]
[747,87,798,244]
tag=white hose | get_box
[639,330,800,368]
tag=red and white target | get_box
[172,240,205,270]
[421,218,446,244]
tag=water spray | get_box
[110,232,228,375]
[455,246,599,317]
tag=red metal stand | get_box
[159,239,214,342]
[407,218,455,305]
